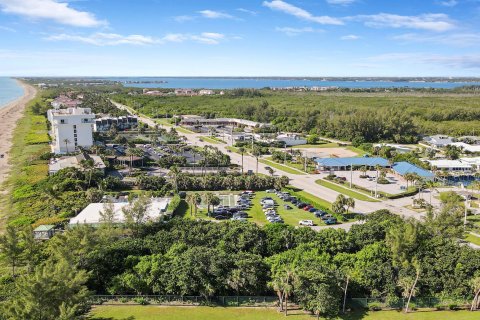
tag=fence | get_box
[349,296,472,310]
[89,295,278,307]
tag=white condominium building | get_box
[47,107,95,154]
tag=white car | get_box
[299,220,314,226]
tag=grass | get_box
[200,136,222,144]
[465,233,480,246]
[175,126,195,134]
[226,146,240,154]
[264,156,314,174]
[154,118,173,127]
[89,306,480,320]
[0,98,50,230]
[315,179,379,202]
[259,158,306,175]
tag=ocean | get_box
[105,77,480,89]
[0,77,24,109]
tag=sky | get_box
[0,0,479,77]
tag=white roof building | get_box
[49,153,106,175]
[276,133,307,146]
[423,135,455,148]
[69,198,171,226]
[450,142,480,153]
[427,159,472,172]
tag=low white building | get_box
[47,107,95,154]
[450,142,480,153]
[94,115,138,132]
[69,197,171,226]
[423,135,455,148]
[276,133,307,146]
[427,159,472,173]
[49,153,106,175]
[199,89,215,95]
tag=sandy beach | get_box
[0,80,37,190]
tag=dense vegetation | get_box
[112,90,480,143]
[2,206,480,319]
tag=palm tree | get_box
[209,196,221,213]
[194,193,202,216]
[345,197,355,214]
[168,166,181,193]
[63,138,70,154]
[79,158,95,187]
[238,146,245,174]
[186,193,194,216]
[203,192,214,215]
[252,145,262,174]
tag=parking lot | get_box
[324,170,407,195]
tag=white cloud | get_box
[439,0,458,7]
[46,32,157,46]
[353,13,455,32]
[394,33,480,47]
[0,0,104,27]
[173,15,195,23]
[263,0,344,25]
[45,31,229,46]
[326,0,356,5]
[275,26,321,36]
[341,34,359,40]
[237,8,257,15]
[198,10,234,19]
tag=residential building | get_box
[373,143,414,154]
[47,107,96,154]
[450,142,480,153]
[174,88,195,96]
[69,197,171,227]
[51,95,82,108]
[199,89,215,95]
[94,115,138,132]
[423,135,455,148]
[33,225,56,240]
[276,133,307,146]
[314,157,390,171]
[49,153,106,175]
[180,116,269,129]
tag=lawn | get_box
[315,179,379,202]
[346,146,369,156]
[264,156,315,174]
[175,126,195,134]
[259,158,306,175]
[200,136,222,144]
[465,233,480,246]
[89,306,480,320]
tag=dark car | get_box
[325,218,337,225]
[297,202,307,208]
[234,212,248,218]
[215,215,229,220]
[308,207,317,213]
[314,210,326,217]
[284,204,292,210]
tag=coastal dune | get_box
[0,81,37,192]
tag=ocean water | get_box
[105,77,480,89]
[0,77,24,109]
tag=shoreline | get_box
[0,80,37,192]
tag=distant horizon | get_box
[12,76,480,79]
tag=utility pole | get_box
[350,163,353,188]
[375,169,378,198]
[304,151,307,172]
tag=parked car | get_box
[325,218,337,225]
[314,210,326,217]
[303,205,313,211]
[266,189,276,193]
[284,204,292,210]
[297,202,307,209]
[231,216,247,221]
[215,215,229,220]
[308,207,317,213]
[299,220,314,226]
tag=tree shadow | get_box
[89,317,135,320]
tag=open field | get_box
[259,158,306,175]
[315,179,379,202]
[292,147,359,158]
[175,126,195,134]
[466,233,480,246]
[89,305,480,320]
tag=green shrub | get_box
[448,303,459,310]
[367,302,382,311]
[133,297,150,305]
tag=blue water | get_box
[104,77,480,89]
[0,77,24,109]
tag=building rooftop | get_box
[33,225,55,232]
[392,162,434,178]
[427,159,472,169]
[314,157,390,167]
[49,153,106,173]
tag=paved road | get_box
[112,100,423,221]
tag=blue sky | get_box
[0,0,479,76]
